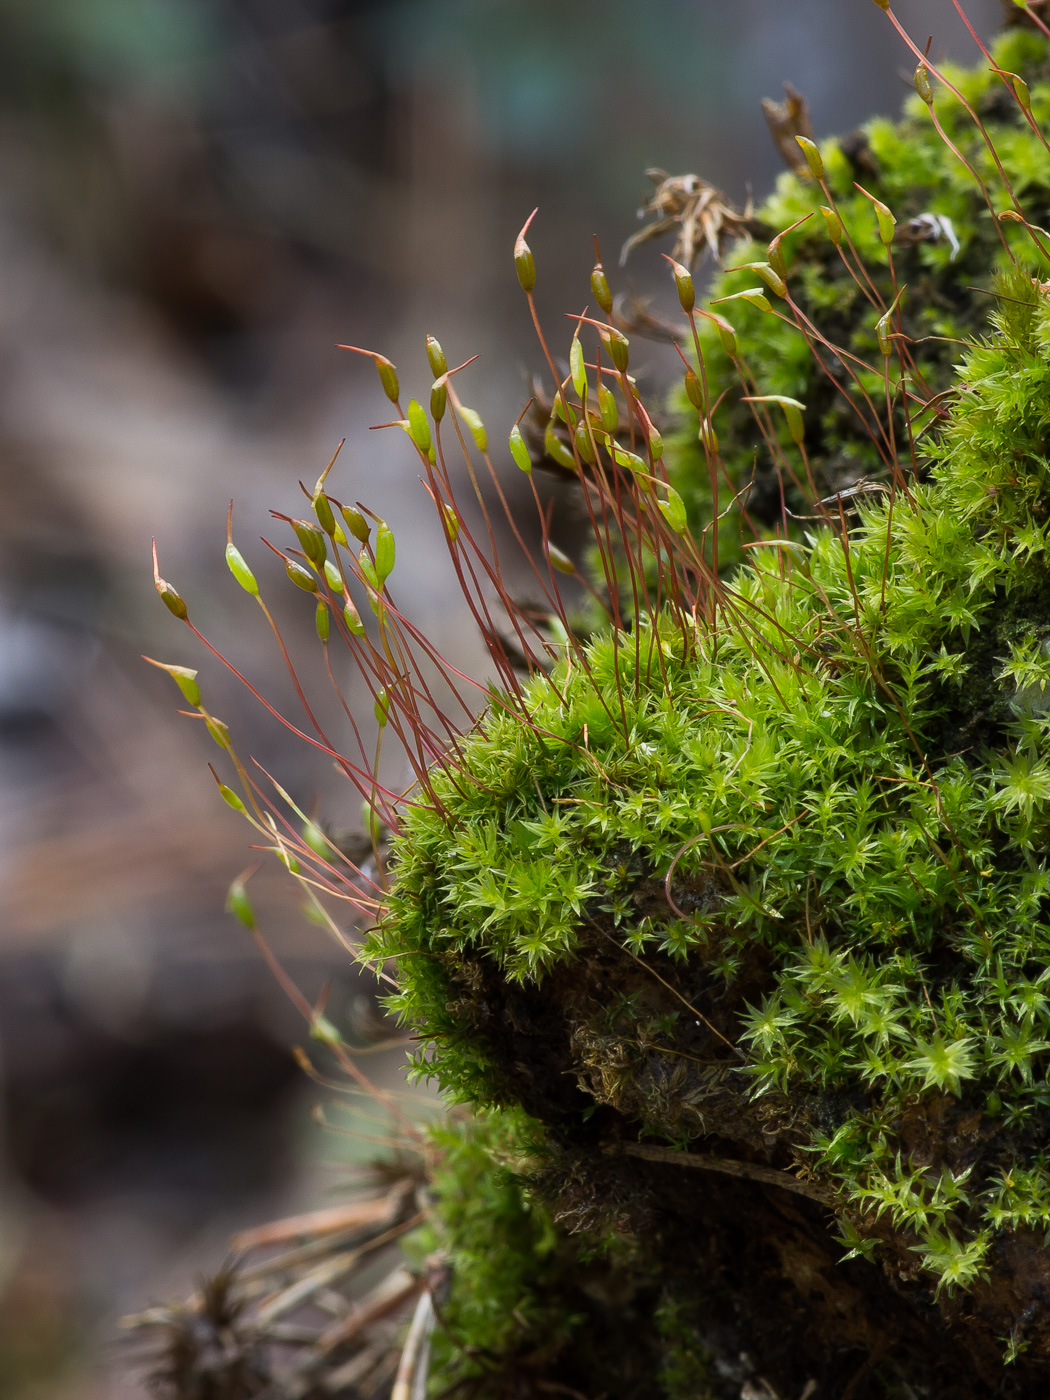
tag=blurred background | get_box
[0,0,1002,1395]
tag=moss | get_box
[376,252,1050,1395]
[664,29,1050,563]
[168,16,1050,1398]
[407,1108,676,1399]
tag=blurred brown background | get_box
[0,1,1000,1395]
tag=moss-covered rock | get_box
[375,90,1050,1400]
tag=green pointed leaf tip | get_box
[225,543,259,596]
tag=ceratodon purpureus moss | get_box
[149,10,1050,1400]
[374,263,1050,1396]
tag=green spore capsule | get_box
[293,519,326,566]
[225,543,259,596]
[286,559,319,592]
[509,423,533,474]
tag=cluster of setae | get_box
[149,2,1050,1393]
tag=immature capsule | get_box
[374,520,396,583]
[156,576,187,619]
[547,543,577,575]
[457,406,488,451]
[426,335,447,377]
[669,259,695,313]
[570,336,587,399]
[312,489,337,537]
[341,505,370,543]
[509,423,533,474]
[873,199,897,246]
[795,136,824,181]
[374,355,399,404]
[293,518,326,566]
[343,598,365,636]
[601,327,630,373]
[514,233,536,293]
[767,233,787,279]
[226,876,256,929]
[591,262,613,314]
[406,399,432,454]
[225,543,258,596]
[598,382,618,433]
[286,559,319,592]
[819,206,843,248]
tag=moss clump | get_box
[407,1109,693,1399]
[376,263,1050,1389]
[153,14,1050,1399]
[665,29,1050,554]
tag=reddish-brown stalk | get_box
[881,5,1046,262]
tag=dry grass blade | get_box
[122,1178,427,1399]
[232,1192,402,1252]
[317,1266,420,1355]
[390,1290,436,1400]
